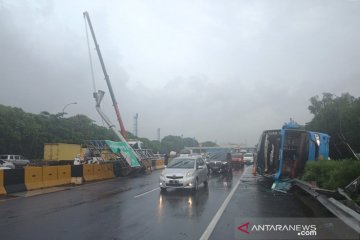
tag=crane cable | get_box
[84,15,97,93]
[84,15,106,127]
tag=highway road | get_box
[0,166,356,240]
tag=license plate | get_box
[170,180,179,184]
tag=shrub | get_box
[301,159,360,190]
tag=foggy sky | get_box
[1,0,360,146]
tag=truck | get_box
[44,143,81,162]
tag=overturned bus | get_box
[256,120,330,181]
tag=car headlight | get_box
[186,170,195,177]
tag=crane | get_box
[83,11,127,139]
[83,11,149,173]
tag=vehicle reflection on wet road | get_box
[158,186,210,218]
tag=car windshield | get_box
[0,156,7,160]
[245,153,253,157]
[168,158,195,169]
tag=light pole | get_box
[62,102,77,116]
[332,94,343,136]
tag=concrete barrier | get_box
[71,165,83,185]
[83,164,115,181]
[83,164,95,182]
[155,159,165,170]
[102,163,115,179]
[42,166,59,188]
[4,168,26,194]
[25,166,71,190]
[112,161,122,177]
[99,164,107,179]
[2,161,158,195]
[107,163,115,178]
[1,164,114,194]
[152,160,156,168]
[92,164,114,180]
[0,170,6,195]
[25,167,43,190]
[57,165,71,185]
[93,164,103,181]
[71,165,83,177]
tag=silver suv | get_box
[0,155,30,167]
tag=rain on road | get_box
[0,167,322,240]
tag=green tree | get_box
[0,105,118,159]
[306,93,360,152]
[161,135,184,154]
[183,137,199,148]
[148,140,161,154]
[0,104,224,158]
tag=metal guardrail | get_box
[293,179,360,234]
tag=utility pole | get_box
[133,113,138,137]
[157,128,161,142]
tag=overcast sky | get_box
[1,0,359,146]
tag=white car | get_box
[0,155,30,167]
[159,156,208,192]
[243,153,254,165]
[0,159,15,169]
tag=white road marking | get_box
[134,187,160,198]
[199,166,250,240]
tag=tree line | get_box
[0,105,218,159]
[0,105,118,159]
[306,92,360,153]
[2,92,357,160]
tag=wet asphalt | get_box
[0,166,337,240]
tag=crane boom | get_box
[84,12,144,170]
[83,11,127,138]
